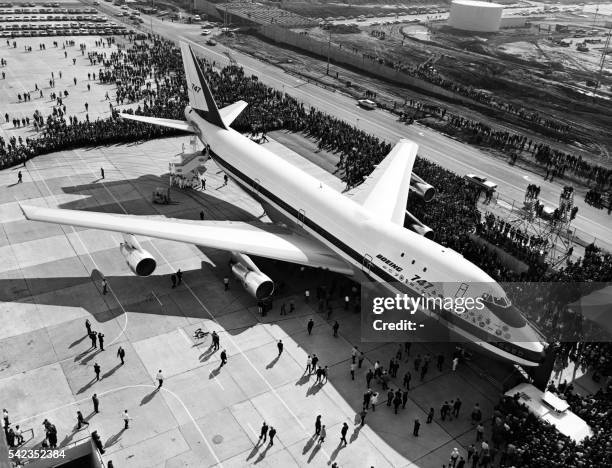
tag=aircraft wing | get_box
[19,205,354,275]
[120,113,197,133]
[344,139,418,225]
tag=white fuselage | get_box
[185,107,545,366]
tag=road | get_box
[83,1,612,251]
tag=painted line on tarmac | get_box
[13,383,223,467]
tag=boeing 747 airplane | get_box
[20,42,545,367]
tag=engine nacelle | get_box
[405,211,434,240]
[230,252,274,300]
[410,174,436,202]
[119,235,157,276]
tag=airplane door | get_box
[455,283,469,298]
[297,209,305,227]
[362,254,373,274]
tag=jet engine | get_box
[119,234,157,276]
[409,174,436,202]
[230,252,275,300]
[404,211,434,240]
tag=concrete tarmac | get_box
[1,135,504,467]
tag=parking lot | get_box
[0,1,128,37]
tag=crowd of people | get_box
[2,34,612,466]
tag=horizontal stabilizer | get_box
[220,100,248,127]
[120,113,196,133]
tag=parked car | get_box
[206,38,216,46]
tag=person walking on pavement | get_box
[305,355,312,374]
[176,269,182,285]
[85,319,92,335]
[211,331,219,351]
[117,346,125,365]
[77,410,89,429]
[220,349,227,366]
[318,425,326,443]
[17,171,22,183]
[156,370,164,389]
[100,167,104,179]
[340,422,348,445]
[427,408,434,423]
[98,333,105,351]
[268,426,276,446]
[307,318,314,335]
[94,362,101,381]
[277,340,283,356]
[314,415,321,436]
[350,362,356,380]
[92,394,99,413]
[359,409,367,426]
[122,410,131,429]
[332,321,339,337]
[258,422,268,443]
[358,351,365,368]
[171,274,177,289]
[453,397,462,418]
[363,389,372,409]
[370,392,379,412]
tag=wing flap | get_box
[120,113,196,133]
[19,205,353,275]
[345,140,418,225]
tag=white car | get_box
[464,174,498,191]
[357,99,376,110]
[200,29,211,35]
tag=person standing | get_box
[340,422,348,445]
[100,167,104,179]
[17,171,22,183]
[476,423,484,442]
[307,318,314,335]
[94,362,101,381]
[450,447,460,468]
[363,389,372,409]
[314,415,321,436]
[393,392,402,414]
[220,349,227,366]
[267,426,276,446]
[98,333,105,351]
[117,346,125,365]
[358,351,365,368]
[350,362,356,380]
[305,355,312,374]
[223,277,229,290]
[427,408,434,423]
[122,410,131,429]
[77,410,89,429]
[351,346,358,363]
[311,354,319,372]
[370,392,379,412]
[176,269,183,285]
[413,418,421,436]
[258,422,268,443]
[92,394,99,413]
[277,340,283,356]
[85,319,92,335]
[332,321,339,337]
[453,397,462,418]
[156,369,164,389]
[452,356,459,371]
[211,331,219,350]
[89,331,98,349]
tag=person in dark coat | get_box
[413,418,421,436]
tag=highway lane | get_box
[96,9,612,250]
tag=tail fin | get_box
[179,42,226,129]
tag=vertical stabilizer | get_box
[179,42,227,129]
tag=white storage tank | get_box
[449,0,503,33]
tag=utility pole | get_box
[326,30,331,75]
[597,25,611,88]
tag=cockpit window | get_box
[481,293,526,328]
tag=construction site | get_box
[192,0,612,169]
